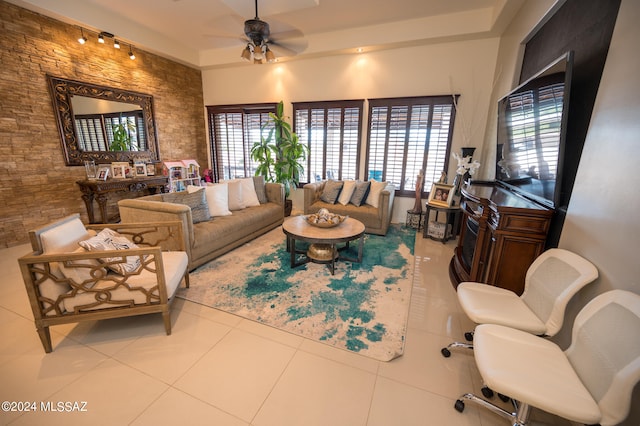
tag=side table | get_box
[423,204,462,243]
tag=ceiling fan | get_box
[239,0,302,64]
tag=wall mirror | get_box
[47,75,160,166]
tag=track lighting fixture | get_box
[74,27,135,60]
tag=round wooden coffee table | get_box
[282,216,365,275]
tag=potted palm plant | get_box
[109,115,137,151]
[251,101,308,216]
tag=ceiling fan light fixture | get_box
[241,44,252,61]
[265,46,275,63]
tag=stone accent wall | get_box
[0,1,207,247]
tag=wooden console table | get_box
[77,176,168,224]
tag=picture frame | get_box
[427,183,454,208]
[134,162,147,177]
[111,162,129,179]
[145,162,156,176]
[96,165,110,181]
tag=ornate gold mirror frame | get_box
[47,75,160,166]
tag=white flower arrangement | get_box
[453,152,481,176]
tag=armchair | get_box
[18,214,189,353]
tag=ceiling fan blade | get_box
[269,37,308,56]
[268,29,305,41]
[268,42,298,57]
[202,34,248,49]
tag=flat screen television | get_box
[496,51,574,209]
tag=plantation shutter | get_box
[293,100,363,183]
[367,96,456,196]
[207,103,277,182]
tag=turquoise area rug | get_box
[176,224,416,361]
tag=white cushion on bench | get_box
[63,251,188,313]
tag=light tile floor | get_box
[0,231,573,425]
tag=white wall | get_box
[201,38,500,221]
[559,0,639,304]
[557,2,640,421]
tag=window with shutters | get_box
[74,111,146,151]
[366,96,457,197]
[206,103,277,182]
[293,100,364,184]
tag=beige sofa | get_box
[118,182,284,271]
[303,180,395,235]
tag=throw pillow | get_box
[58,247,104,287]
[222,178,261,208]
[79,228,142,275]
[226,180,246,211]
[320,179,344,204]
[337,180,357,205]
[239,177,261,207]
[204,183,232,217]
[253,176,268,204]
[365,180,388,208]
[163,188,211,223]
[350,180,371,206]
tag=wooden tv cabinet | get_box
[449,182,554,295]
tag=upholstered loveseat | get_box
[303,180,395,235]
[118,177,285,271]
[18,214,189,353]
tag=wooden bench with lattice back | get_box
[18,214,189,353]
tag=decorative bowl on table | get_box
[304,209,347,228]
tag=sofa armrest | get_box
[118,199,193,256]
[303,181,326,214]
[265,182,285,206]
[377,184,396,235]
[382,183,395,218]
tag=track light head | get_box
[114,39,120,49]
[128,45,135,60]
[78,28,87,44]
[98,34,104,43]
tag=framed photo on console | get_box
[111,162,129,179]
[134,161,147,177]
[427,183,454,208]
[96,165,110,181]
